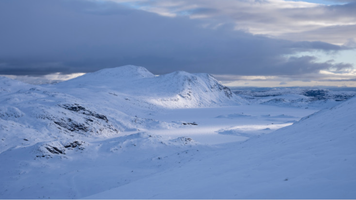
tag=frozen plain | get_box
[0,66,355,199]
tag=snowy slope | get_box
[0,76,31,93]
[88,97,356,199]
[0,131,202,199]
[0,84,128,154]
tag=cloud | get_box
[0,0,353,78]
[119,0,356,45]
[280,24,356,46]
[216,67,356,87]
[2,72,85,85]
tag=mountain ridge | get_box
[54,65,245,108]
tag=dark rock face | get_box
[54,118,89,132]
[303,89,356,102]
[38,141,86,158]
[222,86,233,98]
[182,122,198,126]
[64,141,81,148]
[60,103,109,122]
[45,145,65,155]
[64,141,84,150]
[183,137,193,143]
[210,80,233,99]
[62,104,86,112]
[333,94,354,101]
[48,103,119,135]
[303,89,328,100]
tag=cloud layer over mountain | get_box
[0,0,355,86]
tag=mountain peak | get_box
[58,65,155,87]
[90,65,155,79]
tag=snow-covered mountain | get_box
[56,65,244,109]
[0,65,355,199]
[0,66,244,153]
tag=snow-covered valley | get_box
[0,65,355,198]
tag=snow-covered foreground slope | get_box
[0,81,140,154]
[88,97,356,199]
[0,132,204,198]
[0,65,355,198]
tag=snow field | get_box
[1,65,355,198]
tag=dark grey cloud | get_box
[0,0,352,77]
[133,0,356,45]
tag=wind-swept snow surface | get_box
[89,97,356,199]
[0,65,355,198]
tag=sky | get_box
[0,0,355,87]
